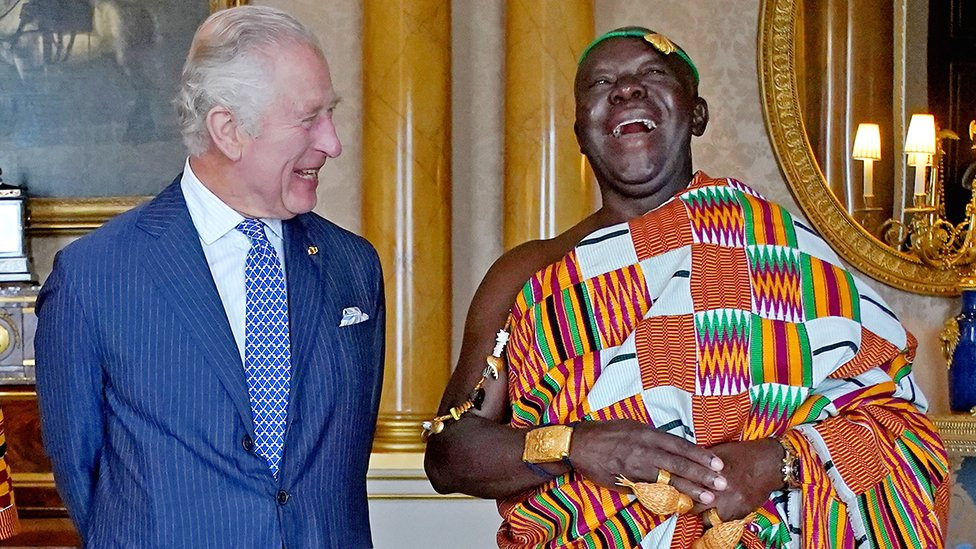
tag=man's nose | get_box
[316,118,342,158]
[610,77,646,104]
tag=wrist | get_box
[777,435,802,489]
[523,424,574,464]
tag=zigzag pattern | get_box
[681,186,746,247]
[500,174,947,548]
[695,309,751,395]
[748,245,804,323]
[744,383,807,439]
[726,177,766,200]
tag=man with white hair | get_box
[34,6,385,547]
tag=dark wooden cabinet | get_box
[0,387,78,546]
[0,291,79,546]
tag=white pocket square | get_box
[339,306,370,327]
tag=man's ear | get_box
[574,120,586,154]
[205,105,245,161]
[691,97,709,137]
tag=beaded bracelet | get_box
[421,324,510,441]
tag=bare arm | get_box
[424,244,727,501]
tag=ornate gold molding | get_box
[933,414,976,456]
[27,197,150,236]
[758,0,959,296]
[210,0,247,11]
[11,473,55,489]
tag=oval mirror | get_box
[759,0,976,296]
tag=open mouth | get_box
[295,168,320,180]
[611,118,657,138]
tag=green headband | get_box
[578,28,699,85]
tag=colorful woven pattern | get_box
[498,173,948,548]
[0,407,19,539]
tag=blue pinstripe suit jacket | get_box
[34,179,385,548]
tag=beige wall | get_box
[30,0,951,411]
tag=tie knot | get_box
[236,218,269,244]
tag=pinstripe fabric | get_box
[34,178,385,548]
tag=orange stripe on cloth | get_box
[636,315,697,392]
[816,414,887,495]
[692,394,750,446]
[0,504,18,542]
[630,199,693,260]
[690,244,752,311]
[832,327,903,380]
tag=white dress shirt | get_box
[180,158,287,362]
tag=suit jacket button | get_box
[242,436,254,452]
[277,490,290,505]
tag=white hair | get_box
[176,5,323,155]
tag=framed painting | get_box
[0,0,247,234]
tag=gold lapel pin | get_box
[307,246,318,256]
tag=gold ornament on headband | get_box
[644,33,677,55]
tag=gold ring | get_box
[705,508,723,527]
[656,468,672,485]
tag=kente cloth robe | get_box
[497,173,948,548]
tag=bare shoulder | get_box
[472,232,586,320]
[439,213,607,417]
[464,214,604,338]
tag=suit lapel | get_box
[283,216,338,417]
[138,180,255,434]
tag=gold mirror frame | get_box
[25,0,248,236]
[758,0,959,296]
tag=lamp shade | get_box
[907,153,932,167]
[852,123,882,160]
[904,113,937,155]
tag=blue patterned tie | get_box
[237,218,290,478]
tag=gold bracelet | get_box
[522,424,574,463]
[778,435,802,489]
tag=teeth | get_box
[297,169,319,178]
[612,118,657,138]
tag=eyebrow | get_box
[300,95,341,119]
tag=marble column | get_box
[504,0,595,250]
[362,0,451,452]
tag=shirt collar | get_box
[181,158,284,245]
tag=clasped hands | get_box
[569,420,785,524]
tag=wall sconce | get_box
[904,114,937,197]
[852,123,883,231]
[905,116,976,412]
[853,123,882,198]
